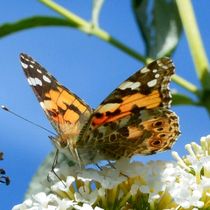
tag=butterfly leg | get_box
[95,163,103,171]
[107,161,128,178]
[47,149,66,186]
[107,160,116,169]
[52,149,59,169]
[74,148,82,168]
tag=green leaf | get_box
[91,0,104,27]
[132,0,182,58]
[199,89,210,116]
[172,93,197,106]
[0,16,78,39]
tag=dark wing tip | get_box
[20,53,36,64]
[19,52,29,61]
[19,53,31,67]
[19,53,39,74]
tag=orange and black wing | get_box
[78,58,180,159]
[20,53,93,137]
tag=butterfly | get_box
[20,53,180,166]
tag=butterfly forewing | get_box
[20,53,93,141]
[92,57,174,125]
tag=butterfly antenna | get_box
[1,105,56,136]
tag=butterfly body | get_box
[20,54,180,166]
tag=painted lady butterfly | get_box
[20,53,180,165]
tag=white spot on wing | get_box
[27,78,33,85]
[20,55,24,59]
[119,81,132,90]
[37,69,42,73]
[20,55,28,61]
[141,67,150,73]
[155,74,160,78]
[27,77,42,86]
[119,81,141,90]
[147,79,157,87]
[43,75,51,83]
[40,102,45,110]
[153,69,157,73]
[29,64,34,68]
[130,82,141,89]
[35,78,42,86]
[99,103,119,113]
[162,65,168,70]
[21,62,28,69]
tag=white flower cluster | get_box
[12,135,210,210]
[171,135,210,209]
[12,192,103,210]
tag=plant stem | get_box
[172,75,199,95]
[39,0,146,63]
[39,0,198,95]
[176,0,210,90]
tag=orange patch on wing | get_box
[91,114,106,126]
[57,90,75,110]
[120,90,161,111]
[64,109,79,123]
[91,90,161,127]
[92,111,131,126]
[48,89,60,102]
[105,112,130,123]
[44,88,87,125]
[73,100,87,113]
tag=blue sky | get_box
[0,1,210,209]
